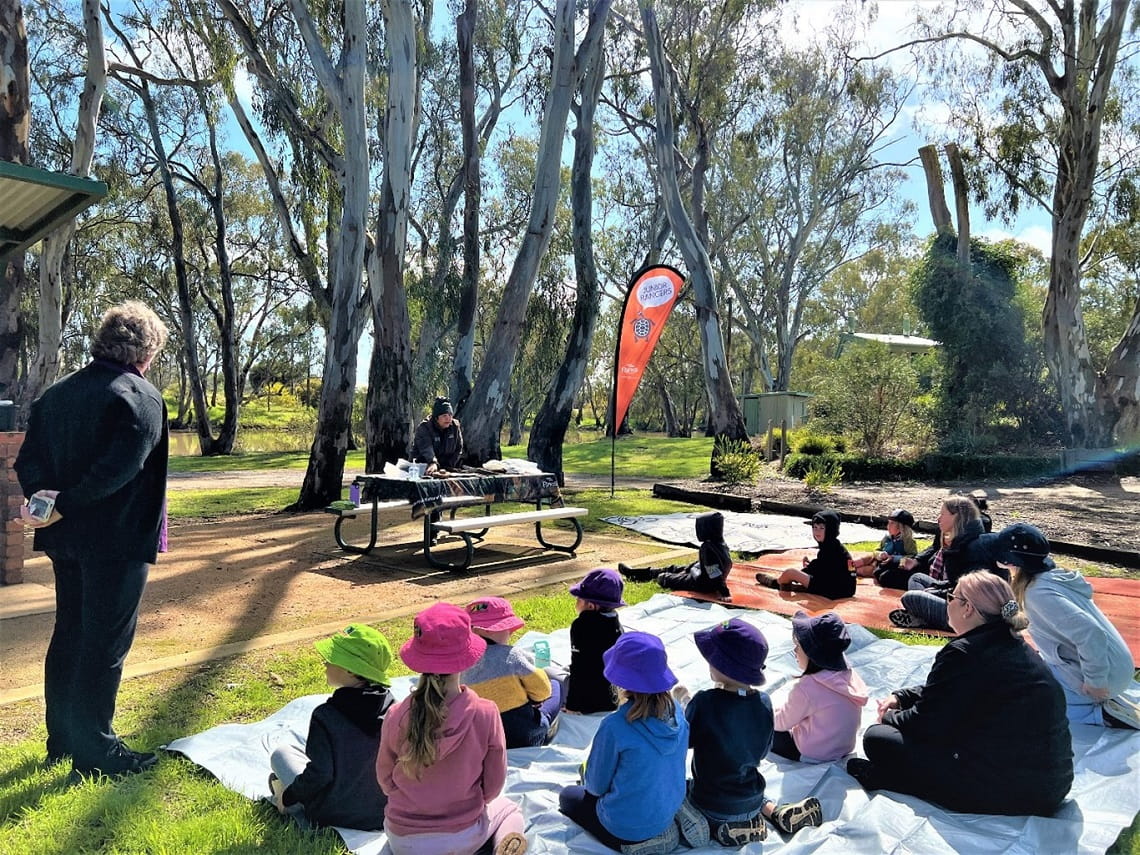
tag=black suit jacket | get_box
[15,359,168,563]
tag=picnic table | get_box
[327,469,587,571]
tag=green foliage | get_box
[784,451,1059,482]
[712,437,761,486]
[910,235,1061,450]
[789,428,844,455]
[807,341,922,456]
[803,456,844,490]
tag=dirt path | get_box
[4,469,1135,702]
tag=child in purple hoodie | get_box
[772,611,869,763]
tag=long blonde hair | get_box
[941,496,980,544]
[620,690,675,724]
[397,673,450,778]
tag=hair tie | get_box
[1000,600,1018,620]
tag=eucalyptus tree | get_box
[217,0,370,506]
[895,0,1140,446]
[1,0,106,410]
[0,0,30,401]
[459,0,614,464]
[713,41,911,393]
[638,0,756,464]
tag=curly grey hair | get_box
[90,301,168,366]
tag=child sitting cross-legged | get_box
[376,603,527,855]
[672,618,823,848]
[771,611,869,764]
[559,632,688,854]
[461,596,562,748]
[268,623,394,831]
[564,568,626,714]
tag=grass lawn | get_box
[3,577,1134,853]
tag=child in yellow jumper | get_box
[461,597,562,748]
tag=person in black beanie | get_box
[412,396,465,473]
[756,510,855,599]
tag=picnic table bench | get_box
[326,469,587,572]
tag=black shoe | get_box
[617,562,658,583]
[72,741,158,778]
[846,757,882,791]
[888,608,924,629]
[755,572,781,589]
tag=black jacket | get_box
[411,416,464,469]
[565,610,622,713]
[15,360,168,563]
[885,621,1073,815]
[804,511,855,599]
[913,520,1003,596]
[282,685,393,830]
[695,511,733,584]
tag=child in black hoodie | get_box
[268,623,394,830]
[618,511,733,600]
[756,510,855,599]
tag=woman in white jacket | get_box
[994,523,1137,729]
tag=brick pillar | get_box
[1,432,26,584]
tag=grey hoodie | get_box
[1024,568,1133,697]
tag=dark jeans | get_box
[501,678,563,748]
[559,787,634,851]
[770,730,801,761]
[44,548,149,767]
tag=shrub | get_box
[784,452,1058,482]
[713,436,761,486]
[804,456,844,490]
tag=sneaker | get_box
[716,584,732,602]
[72,741,158,778]
[755,572,781,589]
[846,757,883,791]
[889,609,925,629]
[1103,697,1140,730]
[495,831,528,855]
[674,797,710,848]
[543,714,561,744]
[620,820,679,855]
[714,813,766,847]
[769,797,822,835]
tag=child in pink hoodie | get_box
[376,602,527,855]
[772,611,868,763]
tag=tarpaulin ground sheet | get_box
[167,596,1140,855]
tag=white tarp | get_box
[166,596,1140,855]
[601,511,887,554]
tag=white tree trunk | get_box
[459,0,576,462]
[641,2,746,449]
[25,0,105,400]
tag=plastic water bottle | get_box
[533,640,551,668]
[348,483,361,505]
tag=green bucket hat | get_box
[314,624,393,686]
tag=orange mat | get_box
[671,550,1140,663]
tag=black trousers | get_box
[44,547,149,767]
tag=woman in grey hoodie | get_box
[995,523,1137,729]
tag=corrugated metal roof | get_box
[0,160,107,261]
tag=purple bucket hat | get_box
[603,631,676,694]
[694,618,768,686]
[569,568,626,610]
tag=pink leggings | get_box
[383,796,524,855]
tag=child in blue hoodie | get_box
[559,632,688,854]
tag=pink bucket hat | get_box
[400,603,487,674]
[465,597,525,633]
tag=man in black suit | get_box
[16,301,169,777]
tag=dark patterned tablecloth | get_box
[358,470,563,518]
